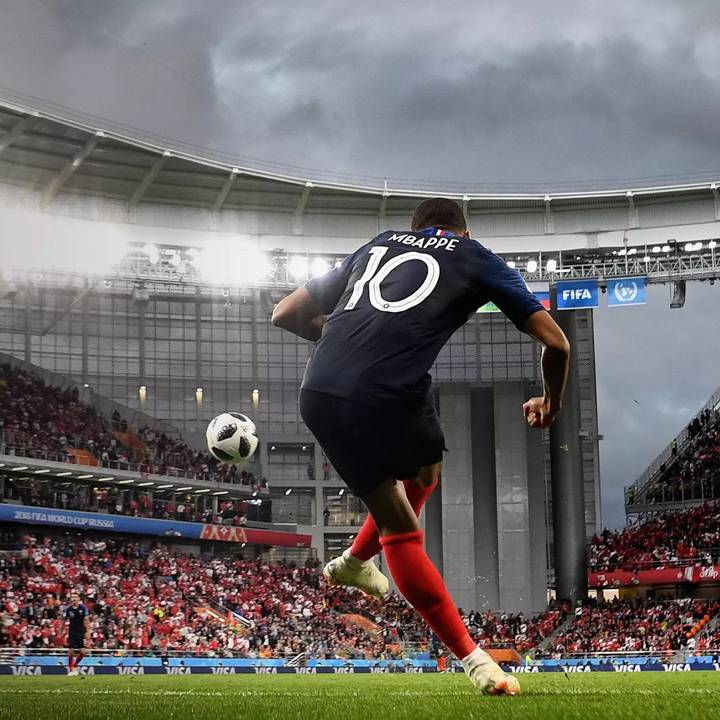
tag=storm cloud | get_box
[2,1,720,186]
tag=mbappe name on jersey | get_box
[387,233,459,252]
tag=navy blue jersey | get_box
[64,603,88,634]
[302,228,544,406]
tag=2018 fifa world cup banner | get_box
[0,503,310,548]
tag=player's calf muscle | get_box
[364,478,420,536]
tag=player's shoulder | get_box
[464,237,524,274]
[461,236,499,260]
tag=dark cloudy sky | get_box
[0,0,719,525]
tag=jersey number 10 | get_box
[344,247,441,313]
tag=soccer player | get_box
[272,198,570,696]
[64,590,90,676]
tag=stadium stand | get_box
[589,501,720,571]
[0,532,564,657]
[648,409,720,503]
[551,598,720,654]
[628,407,720,510]
[0,363,265,487]
[2,341,718,662]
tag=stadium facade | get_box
[1,96,719,613]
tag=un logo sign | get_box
[613,280,638,304]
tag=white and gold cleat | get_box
[323,549,389,599]
[462,647,521,696]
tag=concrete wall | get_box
[437,381,548,615]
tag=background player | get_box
[64,590,89,676]
[273,197,570,696]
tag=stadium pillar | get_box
[138,304,146,388]
[81,292,89,383]
[470,386,498,611]
[549,297,588,604]
[24,301,31,363]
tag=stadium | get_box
[1,13,720,719]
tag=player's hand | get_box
[523,397,556,429]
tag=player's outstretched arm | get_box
[522,310,570,428]
[272,287,326,341]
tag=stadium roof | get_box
[1,89,719,215]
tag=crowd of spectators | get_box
[635,407,720,506]
[0,533,563,657]
[697,625,720,653]
[463,607,567,653]
[589,502,720,571]
[551,598,720,654]
[0,364,267,487]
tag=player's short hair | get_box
[411,198,467,233]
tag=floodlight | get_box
[193,243,271,286]
[142,243,160,264]
[546,259,557,272]
[310,257,330,277]
[288,256,309,281]
[526,259,538,273]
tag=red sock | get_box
[350,478,438,561]
[68,654,75,670]
[76,652,84,666]
[380,529,475,660]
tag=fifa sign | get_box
[556,280,599,310]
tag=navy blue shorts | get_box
[68,632,85,650]
[299,389,445,497]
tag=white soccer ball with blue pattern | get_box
[206,412,258,464]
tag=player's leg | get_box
[324,396,443,594]
[349,465,440,561]
[363,475,519,696]
[67,648,77,676]
[324,466,438,596]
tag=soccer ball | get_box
[206,412,258,464]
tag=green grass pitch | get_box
[1,672,719,720]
